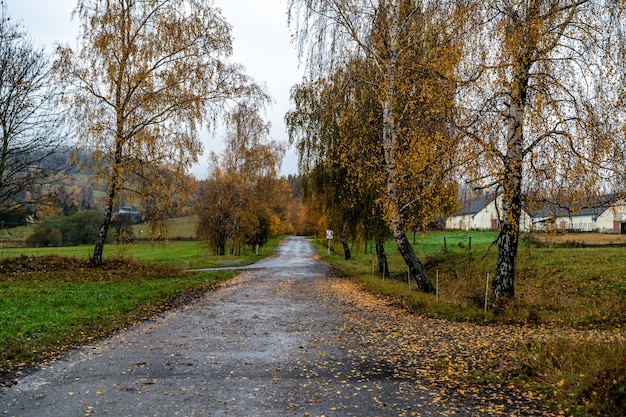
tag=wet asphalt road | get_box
[0,237,543,416]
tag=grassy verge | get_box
[316,232,626,416]
[321,232,626,328]
[0,237,285,381]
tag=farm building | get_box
[534,195,626,233]
[445,194,533,233]
[112,206,143,224]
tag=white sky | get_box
[3,0,303,178]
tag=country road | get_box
[0,236,547,416]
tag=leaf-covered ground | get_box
[322,278,625,416]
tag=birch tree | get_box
[286,65,390,266]
[288,0,461,291]
[456,1,626,299]
[0,3,66,218]
[55,0,264,265]
[196,101,287,254]
[221,101,286,251]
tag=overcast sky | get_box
[3,0,303,178]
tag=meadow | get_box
[0,235,284,383]
[0,240,263,269]
[327,231,626,328]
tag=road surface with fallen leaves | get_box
[0,236,549,416]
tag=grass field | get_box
[131,215,199,240]
[323,230,626,328]
[316,230,626,416]
[0,218,281,269]
[0,236,285,382]
[0,241,220,269]
[0,258,235,375]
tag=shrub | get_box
[65,210,101,245]
[26,227,50,247]
[26,211,105,247]
[47,228,63,247]
[110,213,135,244]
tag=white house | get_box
[595,199,626,233]
[445,194,485,231]
[446,194,533,233]
[545,195,626,233]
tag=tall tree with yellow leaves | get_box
[55,0,264,265]
[286,65,390,265]
[288,0,462,291]
[221,101,286,252]
[196,101,287,255]
[456,1,626,299]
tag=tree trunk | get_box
[341,224,351,260]
[492,63,528,299]
[375,237,388,275]
[92,49,128,266]
[493,221,519,299]
[91,132,124,265]
[493,171,523,299]
[342,242,351,260]
[393,223,434,292]
[0,132,9,192]
[384,126,433,291]
[91,183,116,265]
[379,22,434,293]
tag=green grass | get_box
[316,231,626,416]
[406,230,499,254]
[0,236,285,379]
[0,215,199,247]
[0,257,235,375]
[0,235,285,269]
[119,236,283,269]
[323,231,626,328]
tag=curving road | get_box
[0,237,545,416]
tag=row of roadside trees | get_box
[286,0,626,300]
